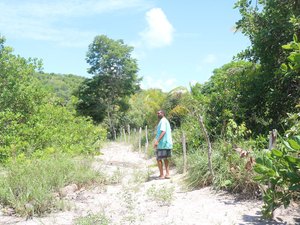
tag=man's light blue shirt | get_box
[156,117,173,149]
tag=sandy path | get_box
[0,142,299,225]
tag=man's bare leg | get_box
[164,159,170,178]
[157,159,164,178]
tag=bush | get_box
[254,135,300,219]
[184,140,259,197]
[0,103,107,162]
[0,154,105,217]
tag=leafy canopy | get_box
[76,35,140,135]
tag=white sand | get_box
[0,142,299,225]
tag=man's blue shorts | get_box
[156,149,172,160]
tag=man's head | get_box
[157,110,165,119]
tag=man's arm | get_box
[154,131,166,148]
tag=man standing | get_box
[154,110,173,179]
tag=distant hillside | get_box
[35,72,86,105]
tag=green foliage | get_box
[234,0,300,132]
[27,103,107,156]
[0,155,105,217]
[282,34,300,72]
[191,61,266,135]
[0,44,45,118]
[234,0,299,70]
[126,89,167,129]
[284,111,300,137]
[0,101,106,162]
[225,119,251,143]
[184,140,258,196]
[254,136,300,219]
[163,87,190,128]
[35,72,85,106]
[171,117,203,157]
[184,150,212,188]
[146,184,175,206]
[76,35,140,137]
[0,38,107,163]
[75,212,110,225]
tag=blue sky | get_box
[0,0,250,92]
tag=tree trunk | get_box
[106,104,115,139]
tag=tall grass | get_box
[175,140,259,197]
[0,154,105,216]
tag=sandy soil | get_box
[0,142,299,225]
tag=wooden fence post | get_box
[268,129,277,150]
[145,125,149,154]
[123,128,126,143]
[127,124,131,143]
[182,132,187,174]
[199,115,214,177]
[138,127,142,153]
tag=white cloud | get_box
[141,75,177,92]
[202,54,217,64]
[0,0,149,47]
[140,8,175,48]
[195,53,217,72]
[0,0,147,18]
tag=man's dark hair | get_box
[158,109,166,116]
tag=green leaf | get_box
[293,34,298,43]
[286,172,300,183]
[290,43,299,51]
[288,63,294,70]
[288,139,300,150]
[265,157,273,168]
[282,44,292,50]
[283,140,297,152]
[294,53,300,63]
[280,63,288,72]
[254,164,270,174]
[289,184,300,191]
[253,175,265,181]
[284,156,298,164]
[222,180,232,187]
[271,149,283,157]
[256,157,263,165]
[288,136,300,150]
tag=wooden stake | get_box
[145,125,149,154]
[139,127,142,153]
[199,115,214,177]
[182,132,187,174]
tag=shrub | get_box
[254,135,300,219]
[0,154,105,217]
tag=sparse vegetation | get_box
[75,212,110,225]
[146,184,175,206]
[0,154,105,217]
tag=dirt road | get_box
[0,142,299,225]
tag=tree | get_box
[234,0,300,131]
[235,0,299,70]
[127,89,167,129]
[76,35,140,136]
[0,37,106,162]
[0,38,45,118]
